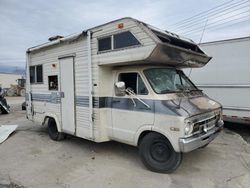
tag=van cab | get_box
[112,65,223,172]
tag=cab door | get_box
[111,72,154,143]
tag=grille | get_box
[192,114,219,134]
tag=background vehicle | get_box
[7,78,26,97]
[188,37,250,124]
[0,87,10,114]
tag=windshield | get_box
[144,68,197,94]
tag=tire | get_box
[139,132,182,173]
[21,102,26,110]
[0,106,9,114]
[48,118,65,141]
[20,89,25,97]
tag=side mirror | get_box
[115,81,126,96]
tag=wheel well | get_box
[138,131,167,146]
[43,116,53,126]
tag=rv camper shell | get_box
[26,17,223,173]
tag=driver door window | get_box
[118,73,148,95]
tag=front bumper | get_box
[179,120,224,152]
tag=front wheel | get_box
[139,132,182,173]
[48,118,65,141]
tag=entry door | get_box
[60,57,75,134]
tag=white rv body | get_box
[26,18,223,172]
[189,37,250,124]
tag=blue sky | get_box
[0,0,249,68]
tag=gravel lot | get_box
[0,97,250,188]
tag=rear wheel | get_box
[48,118,65,141]
[20,89,25,97]
[139,132,182,173]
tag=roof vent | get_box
[48,35,64,41]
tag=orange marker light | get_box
[118,23,124,29]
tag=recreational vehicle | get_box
[26,17,223,173]
[188,37,250,124]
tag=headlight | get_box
[184,121,193,135]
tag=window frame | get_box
[97,30,141,53]
[136,73,149,95]
[117,72,149,96]
[98,36,112,52]
[36,65,43,83]
[29,64,43,84]
[113,31,141,50]
[48,75,58,91]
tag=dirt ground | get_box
[0,97,250,188]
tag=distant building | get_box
[0,73,22,88]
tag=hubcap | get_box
[150,141,171,162]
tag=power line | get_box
[203,18,250,32]
[182,13,250,35]
[186,18,250,39]
[169,0,235,27]
[170,0,249,28]
[180,9,250,35]
[174,3,250,32]
[183,15,250,36]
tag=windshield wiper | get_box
[189,88,202,92]
[159,89,184,94]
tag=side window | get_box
[48,75,58,90]
[98,36,111,52]
[118,73,148,95]
[98,31,140,52]
[29,65,43,84]
[114,31,140,49]
[29,66,35,84]
[36,65,43,83]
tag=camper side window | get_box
[48,75,58,90]
[98,31,140,52]
[98,36,111,51]
[29,65,43,84]
[36,65,43,83]
[118,73,148,95]
[114,31,140,49]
